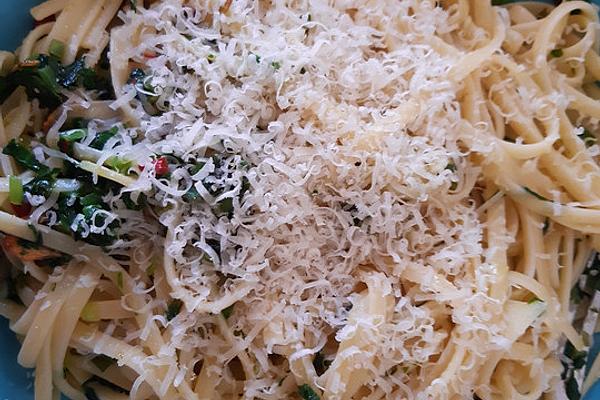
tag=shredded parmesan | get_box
[108,1,513,397]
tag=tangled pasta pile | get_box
[1,0,600,399]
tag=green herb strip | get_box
[221,303,235,320]
[166,300,183,321]
[8,176,24,205]
[3,140,51,175]
[298,384,320,400]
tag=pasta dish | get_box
[1,0,600,399]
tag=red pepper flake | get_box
[58,139,70,154]
[42,110,59,133]
[139,157,169,175]
[154,157,169,176]
[143,50,158,58]
[2,235,60,262]
[11,202,32,218]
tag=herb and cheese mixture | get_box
[1,1,600,399]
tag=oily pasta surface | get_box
[0,1,600,400]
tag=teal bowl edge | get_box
[0,3,41,397]
[0,0,40,396]
[0,0,600,399]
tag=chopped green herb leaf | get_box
[60,129,86,142]
[3,139,50,175]
[106,156,132,174]
[129,0,137,12]
[166,300,183,321]
[25,177,54,197]
[0,54,112,108]
[240,176,250,196]
[218,197,233,216]
[142,78,156,94]
[564,373,580,400]
[78,68,110,92]
[8,176,24,205]
[549,48,563,58]
[271,61,281,70]
[51,177,120,247]
[58,128,86,153]
[564,340,587,370]
[49,40,65,59]
[221,303,235,320]
[90,126,118,150]
[207,54,216,63]
[121,192,147,210]
[0,55,62,108]
[127,68,160,115]
[183,186,200,203]
[298,384,320,400]
[80,193,103,207]
[63,117,88,130]
[188,162,206,175]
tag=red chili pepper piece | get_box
[58,139,70,154]
[11,202,32,218]
[42,111,58,133]
[154,156,169,176]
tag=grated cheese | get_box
[72,0,581,397]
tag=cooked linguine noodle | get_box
[0,0,599,399]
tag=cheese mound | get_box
[105,0,569,398]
